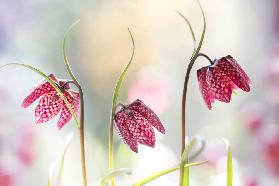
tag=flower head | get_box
[22,74,79,129]
[114,99,165,153]
[197,55,251,109]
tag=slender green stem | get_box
[109,28,135,186]
[197,53,214,65]
[179,1,206,185]
[62,20,88,186]
[68,81,87,186]
[109,107,116,186]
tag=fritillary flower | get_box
[22,74,79,129]
[197,55,251,109]
[114,99,165,153]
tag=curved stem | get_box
[196,53,214,65]
[180,53,212,157]
[179,1,206,185]
[109,28,135,186]
[68,80,87,186]
[179,58,195,186]
[180,54,213,186]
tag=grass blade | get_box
[62,19,80,82]
[98,168,132,186]
[179,137,198,186]
[224,139,233,186]
[191,0,206,61]
[47,133,74,186]
[175,10,196,49]
[132,161,207,186]
[0,63,80,128]
[108,28,135,185]
[112,28,135,108]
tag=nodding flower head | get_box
[22,74,79,129]
[197,55,251,109]
[114,99,165,153]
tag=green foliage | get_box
[179,137,198,186]
[132,161,207,186]
[224,139,233,186]
[62,19,80,82]
[47,133,74,186]
[98,168,132,186]
[175,10,196,49]
[108,28,135,185]
[111,28,135,110]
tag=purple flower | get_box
[197,55,251,109]
[114,99,165,153]
[22,74,79,129]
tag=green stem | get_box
[108,28,135,186]
[179,1,206,185]
[69,81,87,186]
[109,107,116,186]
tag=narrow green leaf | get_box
[0,63,79,128]
[180,137,197,165]
[191,0,206,60]
[189,135,206,161]
[98,168,132,186]
[175,10,196,49]
[57,133,74,184]
[224,139,233,186]
[132,161,207,186]
[112,28,135,109]
[62,19,80,82]
[183,167,189,186]
[47,162,55,186]
[108,28,135,184]
[179,137,197,186]
[48,133,74,186]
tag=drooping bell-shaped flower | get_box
[22,74,79,129]
[114,99,165,153]
[197,55,251,109]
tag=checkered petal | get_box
[128,99,165,134]
[22,81,55,108]
[216,56,250,92]
[131,110,156,148]
[197,67,215,109]
[206,66,232,103]
[114,111,138,152]
[226,55,251,83]
[35,92,62,123]
[57,91,79,129]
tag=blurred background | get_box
[0,0,278,185]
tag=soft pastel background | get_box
[0,0,277,185]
